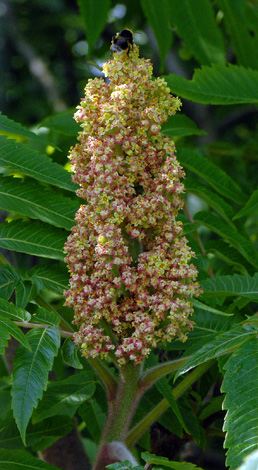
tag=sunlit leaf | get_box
[140,0,172,71]
[0,177,78,230]
[0,221,68,261]
[0,136,76,193]
[165,64,258,104]
[78,0,111,53]
[169,0,225,65]
[177,148,245,204]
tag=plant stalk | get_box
[93,363,142,470]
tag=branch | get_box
[126,360,213,448]
[139,356,191,392]
[87,357,118,402]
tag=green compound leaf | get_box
[182,308,238,354]
[142,451,205,469]
[194,212,258,268]
[40,109,80,136]
[62,338,83,369]
[222,338,258,469]
[0,136,76,193]
[192,299,233,317]
[0,112,55,148]
[79,398,106,442]
[33,372,95,423]
[185,177,234,224]
[174,326,256,380]
[0,406,73,450]
[145,353,187,433]
[204,240,253,274]
[78,0,111,54]
[0,317,31,355]
[200,273,258,301]
[0,265,20,300]
[31,307,60,328]
[216,0,258,70]
[234,188,258,220]
[177,148,245,204]
[162,114,207,137]
[164,64,258,104]
[169,0,225,65]
[0,221,68,261]
[140,0,172,71]
[0,449,61,469]
[0,298,31,322]
[0,177,78,231]
[11,327,60,444]
[27,263,69,295]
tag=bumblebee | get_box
[110,28,134,56]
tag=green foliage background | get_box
[0,0,258,469]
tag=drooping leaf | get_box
[15,280,35,308]
[0,406,74,450]
[0,317,31,355]
[169,0,225,65]
[11,327,60,443]
[0,220,68,261]
[0,265,20,300]
[192,299,233,317]
[162,114,207,137]
[0,177,78,230]
[165,64,258,104]
[32,372,95,423]
[131,385,183,439]
[40,110,80,136]
[233,188,258,220]
[0,112,55,148]
[140,0,172,71]
[177,148,245,204]
[204,239,252,274]
[0,298,31,322]
[200,273,258,301]
[175,326,256,380]
[142,451,205,469]
[145,353,187,432]
[0,449,61,469]
[27,263,69,295]
[79,398,106,442]
[78,0,111,53]
[0,136,76,193]
[30,307,60,327]
[62,338,83,369]
[216,0,258,69]
[194,212,258,268]
[222,338,258,468]
[199,395,224,421]
[173,308,239,354]
[185,177,234,224]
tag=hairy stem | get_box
[93,363,142,470]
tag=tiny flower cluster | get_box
[64,43,200,364]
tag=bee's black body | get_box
[111,28,134,56]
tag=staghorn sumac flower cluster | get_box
[64,42,201,365]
